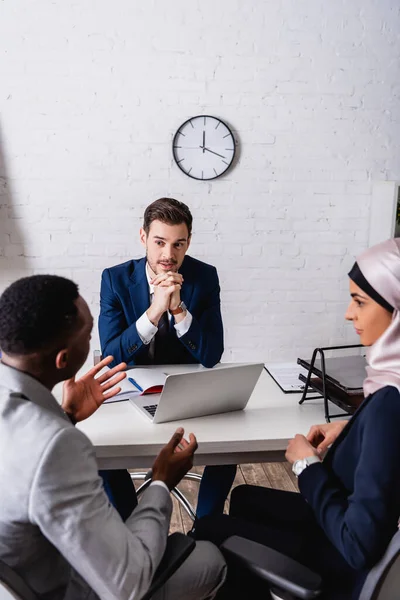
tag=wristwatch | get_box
[292,455,321,477]
[170,301,187,316]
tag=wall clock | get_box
[172,115,236,180]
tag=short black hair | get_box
[0,275,80,355]
[143,198,193,237]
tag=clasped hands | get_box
[147,271,184,325]
[285,420,348,464]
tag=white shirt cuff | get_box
[174,310,192,338]
[150,480,170,493]
[136,311,158,344]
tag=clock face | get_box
[172,115,236,180]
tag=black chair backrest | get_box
[359,530,400,600]
[0,560,38,600]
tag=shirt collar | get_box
[145,262,155,295]
[0,362,70,422]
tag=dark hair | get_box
[143,198,193,237]
[0,275,80,355]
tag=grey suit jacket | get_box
[0,363,172,600]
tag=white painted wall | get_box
[369,181,399,245]
[1,0,400,361]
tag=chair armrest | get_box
[221,536,322,600]
[141,533,196,600]
[0,559,39,600]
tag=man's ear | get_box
[186,235,191,251]
[55,349,69,370]
[139,227,147,248]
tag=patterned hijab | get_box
[349,238,400,398]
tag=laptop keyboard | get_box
[143,404,158,417]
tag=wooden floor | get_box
[133,463,298,534]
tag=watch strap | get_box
[292,455,321,477]
[170,301,186,316]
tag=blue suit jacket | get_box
[299,385,400,593]
[99,255,224,368]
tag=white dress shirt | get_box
[150,480,170,493]
[136,262,192,345]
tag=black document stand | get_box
[298,344,365,423]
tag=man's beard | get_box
[146,252,178,276]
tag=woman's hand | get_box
[285,434,319,464]
[306,420,348,455]
[62,356,126,423]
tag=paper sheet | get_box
[264,362,309,393]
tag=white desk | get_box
[77,364,337,470]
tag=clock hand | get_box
[202,130,205,153]
[203,147,226,159]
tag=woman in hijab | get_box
[194,238,400,599]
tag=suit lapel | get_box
[180,257,195,311]
[128,258,151,320]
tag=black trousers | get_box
[194,485,360,599]
[99,470,138,521]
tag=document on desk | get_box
[264,362,309,393]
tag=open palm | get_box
[62,356,127,423]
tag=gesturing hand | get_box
[152,428,198,490]
[306,420,348,455]
[62,356,127,423]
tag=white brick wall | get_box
[1,0,400,362]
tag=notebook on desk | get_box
[129,363,264,424]
[103,368,167,403]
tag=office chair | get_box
[221,529,400,599]
[0,533,195,600]
[0,560,38,600]
[132,470,201,520]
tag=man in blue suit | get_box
[99,201,223,369]
[99,198,236,519]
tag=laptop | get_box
[129,363,264,424]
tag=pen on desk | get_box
[128,377,143,392]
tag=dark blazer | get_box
[299,385,400,593]
[99,255,224,368]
